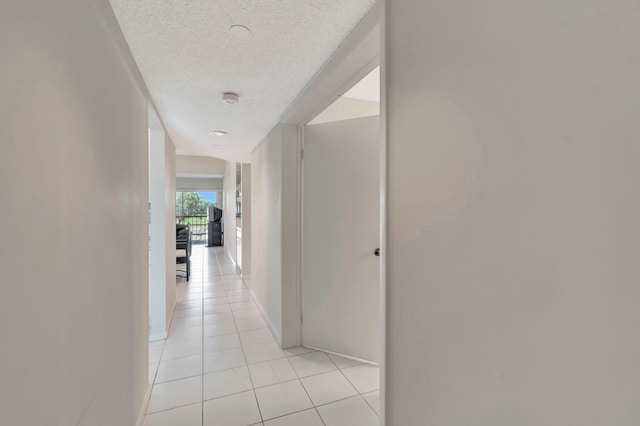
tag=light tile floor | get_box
[145,245,380,426]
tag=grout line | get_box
[145,401,202,417]
[148,362,374,390]
[259,406,324,424]
[323,351,374,405]
[313,394,361,409]
[315,406,328,425]
[151,246,378,423]
[296,369,327,426]
[214,247,266,425]
[324,352,380,417]
[198,247,205,426]
[361,391,380,418]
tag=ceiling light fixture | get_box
[210,130,228,136]
[222,92,239,104]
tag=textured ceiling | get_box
[109,0,377,162]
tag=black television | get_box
[208,206,223,223]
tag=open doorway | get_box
[301,66,381,362]
[292,63,382,423]
[278,7,384,422]
[175,191,219,244]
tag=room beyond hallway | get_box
[146,245,380,426]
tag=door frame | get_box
[280,2,386,423]
[148,105,171,342]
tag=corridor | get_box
[145,245,380,426]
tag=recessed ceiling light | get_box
[212,145,222,148]
[229,25,251,40]
[210,130,227,136]
[222,92,239,104]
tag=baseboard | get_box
[135,383,152,426]
[149,331,167,342]
[149,290,175,343]
[225,249,237,268]
[167,294,177,331]
[248,288,282,347]
[306,345,377,365]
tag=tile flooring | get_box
[145,245,380,426]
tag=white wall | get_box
[308,96,379,125]
[280,125,302,348]
[386,1,640,424]
[176,177,223,192]
[149,130,168,340]
[0,0,149,424]
[164,134,176,331]
[223,161,238,265]
[251,126,284,342]
[149,130,177,340]
[240,164,252,278]
[250,124,300,347]
[176,154,226,176]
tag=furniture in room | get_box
[176,224,191,280]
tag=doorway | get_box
[301,67,381,362]
[280,7,384,422]
[175,190,219,245]
[148,105,172,343]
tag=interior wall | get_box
[176,154,226,176]
[236,164,243,270]
[149,129,168,340]
[386,1,640,424]
[0,0,149,424]
[164,134,176,330]
[280,124,302,348]
[223,161,238,265]
[308,96,379,125]
[240,164,252,278]
[175,177,223,192]
[251,125,284,342]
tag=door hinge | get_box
[300,148,304,160]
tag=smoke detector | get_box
[222,92,239,104]
[229,25,251,40]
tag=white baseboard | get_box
[248,288,282,347]
[149,284,177,343]
[135,384,152,426]
[149,331,167,342]
[167,294,177,331]
[305,345,377,365]
[225,249,237,268]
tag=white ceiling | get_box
[308,66,380,124]
[109,0,377,163]
[343,66,380,102]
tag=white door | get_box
[302,116,380,362]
